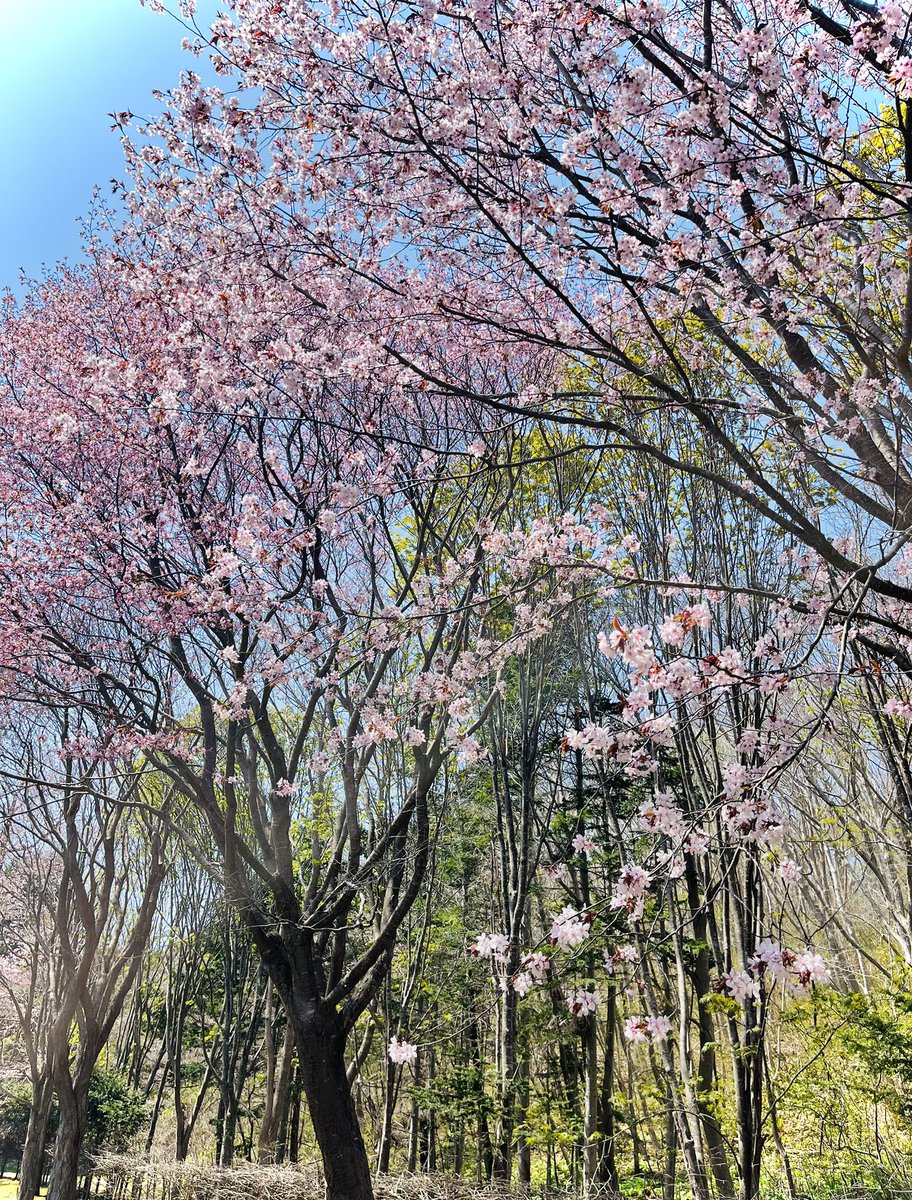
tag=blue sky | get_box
[0,0,214,290]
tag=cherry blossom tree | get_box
[8,0,912,1190]
[0,254,573,1200]
[118,0,912,666]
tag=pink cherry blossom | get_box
[611,864,652,920]
[470,933,511,961]
[512,972,534,997]
[522,952,551,980]
[388,1038,419,1065]
[779,858,802,886]
[550,906,591,948]
[567,988,599,1017]
[723,970,762,1003]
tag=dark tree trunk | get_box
[407,1050,420,1174]
[18,1076,53,1200]
[597,990,620,1192]
[468,1018,493,1182]
[293,1006,373,1200]
[144,1058,168,1156]
[47,1077,88,1200]
[218,1095,237,1168]
[686,863,736,1200]
[420,1044,436,1172]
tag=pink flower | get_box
[624,1016,650,1043]
[316,509,337,535]
[611,864,652,919]
[567,988,599,1016]
[659,615,687,647]
[388,1038,418,1064]
[624,1014,671,1044]
[790,951,830,994]
[638,793,686,840]
[522,952,551,980]
[890,56,912,98]
[550,906,591,948]
[779,858,802,885]
[512,971,534,997]
[685,828,710,856]
[604,944,638,973]
[659,604,710,646]
[647,1014,672,1042]
[571,833,597,855]
[689,603,712,630]
[470,932,510,960]
[597,622,655,670]
[723,969,761,1003]
[750,939,790,983]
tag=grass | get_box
[0,1176,41,1200]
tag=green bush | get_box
[85,1068,147,1155]
[0,1068,146,1161]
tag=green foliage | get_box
[411,1063,493,1125]
[0,1083,33,1159]
[835,989,912,1121]
[0,1068,146,1161]
[85,1067,147,1154]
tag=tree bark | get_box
[597,990,619,1191]
[293,1005,373,1200]
[663,1085,678,1200]
[259,1020,295,1164]
[582,1013,600,1198]
[18,1076,53,1200]
[287,1069,302,1165]
[491,986,517,1182]
[375,1056,396,1174]
[47,1076,88,1200]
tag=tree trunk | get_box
[515,1042,531,1190]
[582,1013,599,1198]
[18,1076,53,1200]
[491,986,517,1183]
[686,868,736,1200]
[420,1044,436,1172]
[259,1022,295,1165]
[468,1018,493,1182]
[293,1006,373,1200]
[597,990,619,1191]
[663,1085,678,1200]
[219,1096,237,1168]
[144,1058,169,1156]
[47,1078,88,1200]
[259,981,279,1163]
[287,1071,302,1164]
[375,1057,396,1174]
